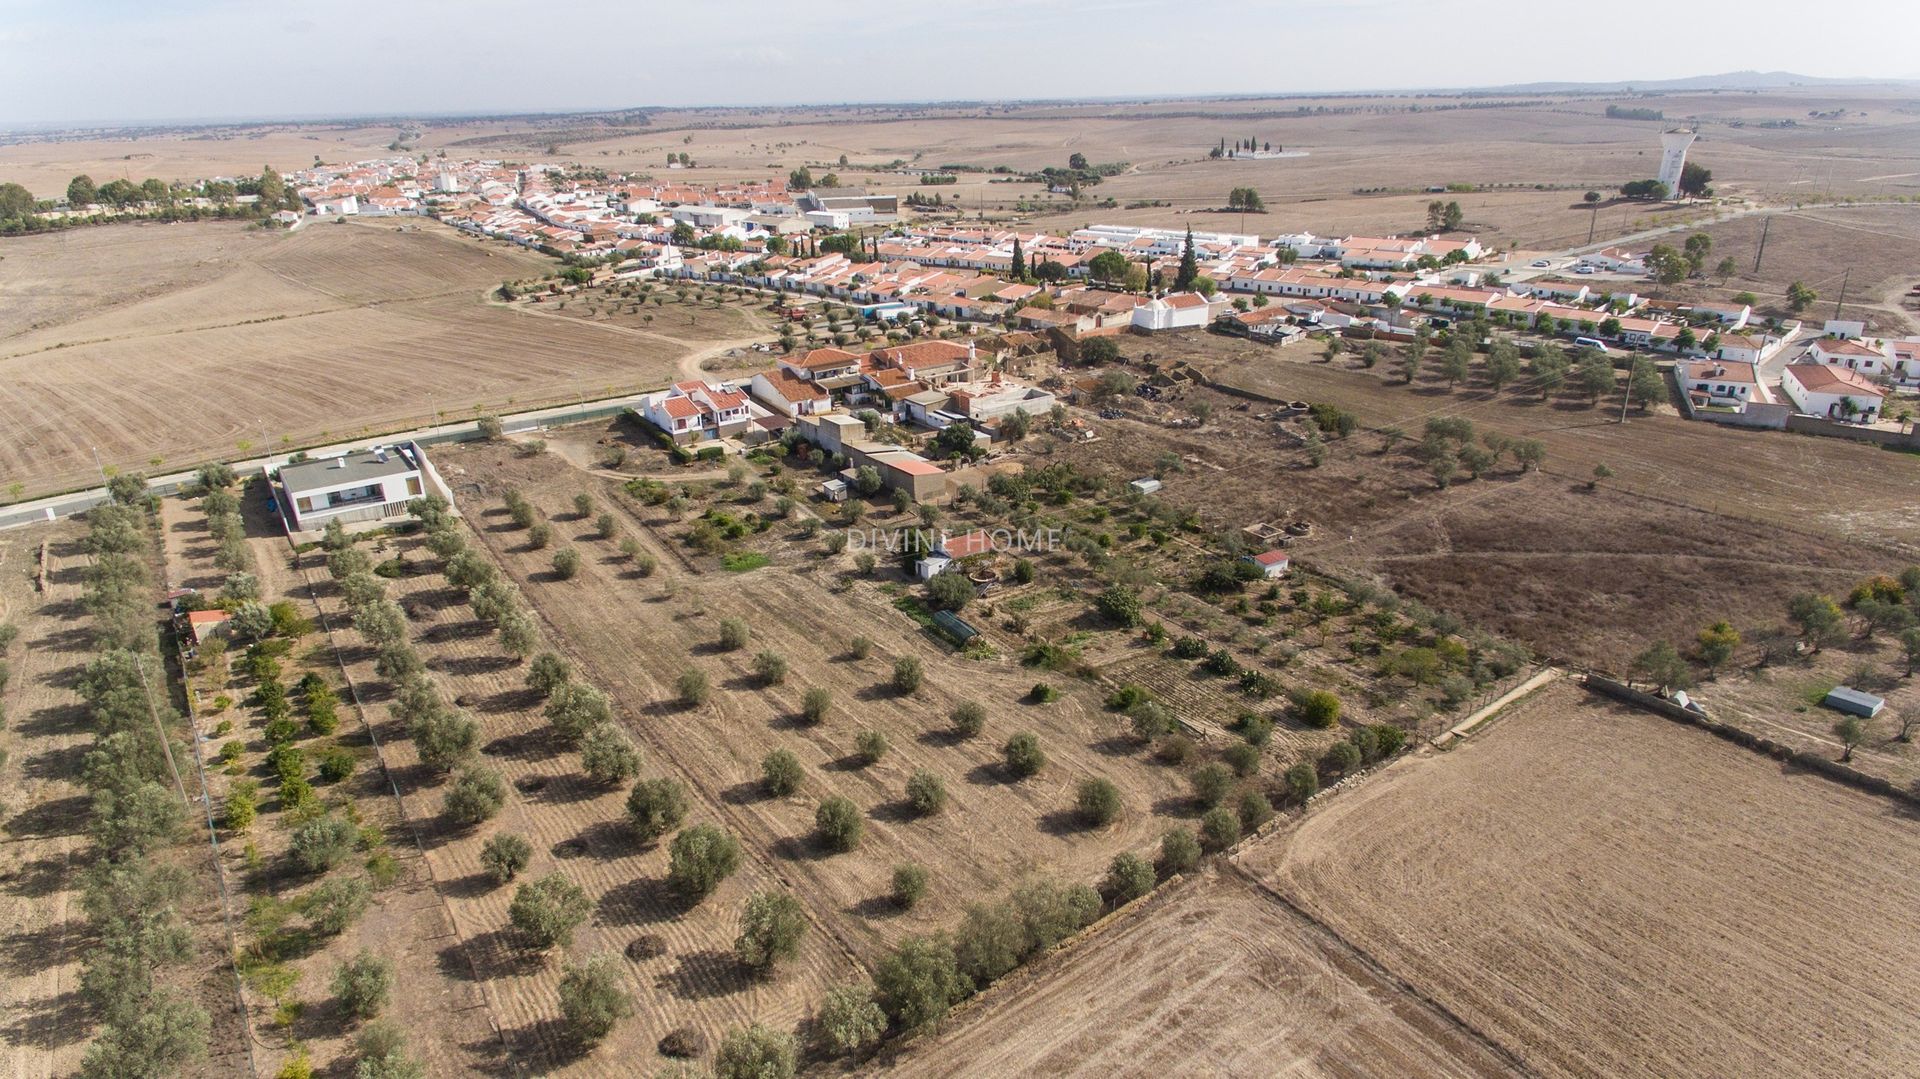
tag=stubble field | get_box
[1244,680,1920,1079]
[0,220,768,500]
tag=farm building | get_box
[276,442,431,533]
[1823,686,1885,718]
[187,609,231,645]
[1243,550,1291,578]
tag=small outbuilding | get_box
[1129,478,1163,495]
[1823,686,1885,719]
[932,610,980,645]
[1243,550,1291,578]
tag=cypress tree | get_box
[1175,228,1198,292]
[1010,238,1025,282]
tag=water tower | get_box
[1657,129,1696,196]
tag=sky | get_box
[3,0,1917,128]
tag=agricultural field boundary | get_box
[1582,675,1920,808]
[1435,666,1563,747]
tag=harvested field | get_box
[881,865,1517,1079]
[1679,204,1920,333]
[0,220,769,499]
[1246,680,1920,1079]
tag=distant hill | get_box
[1480,70,1917,94]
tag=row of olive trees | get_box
[71,494,213,1079]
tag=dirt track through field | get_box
[1245,680,1920,1079]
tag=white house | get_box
[1780,363,1884,421]
[749,370,831,418]
[1131,292,1219,333]
[277,442,430,532]
[1807,336,1895,379]
[1712,333,1768,365]
[1582,247,1645,274]
[1679,360,1771,407]
[312,193,359,216]
[640,380,753,443]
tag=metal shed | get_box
[931,610,979,645]
[1823,686,1885,718]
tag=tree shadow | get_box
[5,852,84,900]
[1037,809,1092,837]
[964,762,1012,787]
[2,794,89,840]
[596,875,685,927]
[0,987,91,1051]
[0,919,88,976]
[655,949,755,1002]
[441,872,503,900]
[440,928,548,983]
[720,780,771,806]
[848,894,907,920]
[770,834,834,862]
[484,731,560,761]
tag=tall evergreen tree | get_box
[1175,228,1198,292]
[1010,238,1025,282]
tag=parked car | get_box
[1574,336,1610,354]
[1530,259,1551,268]
[1574,265,1595,275]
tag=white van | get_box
[1573,336,1610,354]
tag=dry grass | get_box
[1245,680,1920,1079]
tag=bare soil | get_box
[1246,680,1920,1079]
[879,865,1518,1079]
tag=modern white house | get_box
[276,442,431,532]
[640,380,753,443]
[1243,550,1291,578]
[1780,363,1884,422]
[1807,336,1896,379]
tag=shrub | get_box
[734,891,807,971]
[905,770,946,816]
[1369,722,1408,758]
[1094,584,1142,627]
[1237,789,1275,832]
[950,700,986,737]
[443,766,507,826]
[554,952,632,1047]
[873,935,966,1032]
[551,548,582,579]
[317,746,356,783]
[1294,689,1342,729]
[1283,762,1319,804]
[1223,741,1261,778]
[332,951,393,1020]
[676,668,710,707]
[659,1027,707,1059]
[1002,732,1046,778]
[1028,681,1059,703]
[1170,636,1209,659]
[1237,711,1275,746]
[510,873,593,950]
[714,1025,797,1079]
[815,796,863,853]
[814,982,887,1057]
[1102,852,1156,905]
[626,778,690,841]
[718,618,750,651]
[353,1019,419,1079]
[801,686,832,725]
[526,652,571,697]
[1075,777,1121,826]
[479,833,532,885]
[762,749,802,796]
[305,874,371,935]
[1200,806,1241,851]
[1128,700,1175,742]
[891,655,923,694]
[669,824,742,901]
[1158,827,1201,877]
[927,572,972,612]
[546,682,612,744]
[1190,762,1233,809]
[527,522,553,550]
[854,729,888,766]
[579,725,641,786]
[291,815,357,873]
[1321,740,1362,777]
[1154,733,1194,766]
[752,651,788,685]
[890,864,931,912]
[410,709,477,772]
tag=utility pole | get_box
[1833,267,1850,321]
[1618,369,1635,424]
[1587,203,1598,245]
[1753,216,1770,274]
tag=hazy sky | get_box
[4,0,1916,127]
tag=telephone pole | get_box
[1753,216,1770,274]
[1833,267,1850,321]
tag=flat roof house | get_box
[277,442,429,533]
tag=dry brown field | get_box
[0,522,249,1078]
[1244,679,1920,1079]
[879,864,1518,1079]
[0,219,769,499]
[1667,204,1920,332]
[1081,332,1920,667]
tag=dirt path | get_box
[0,526,95,1078]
